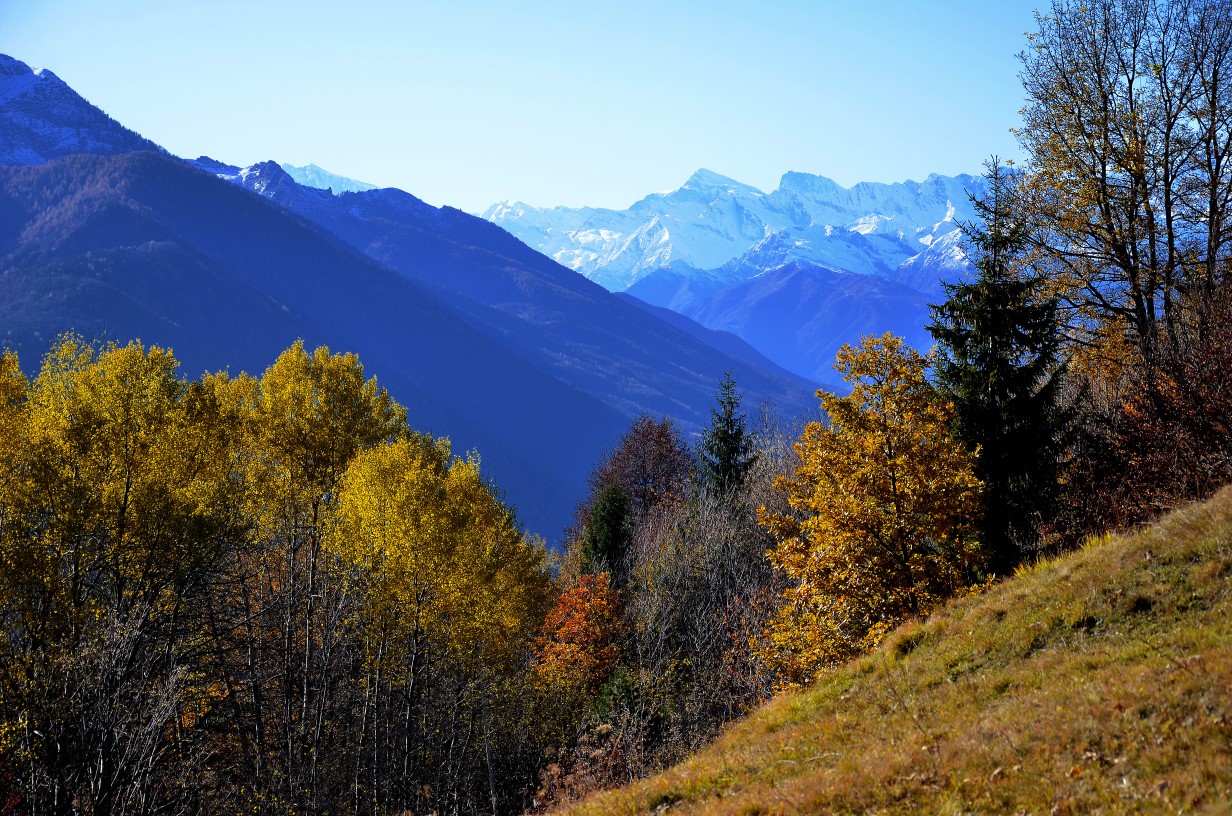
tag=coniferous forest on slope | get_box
[3,0,1232,813]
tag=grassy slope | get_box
[558,489,1232,814]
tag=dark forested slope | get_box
[0,152,629,536]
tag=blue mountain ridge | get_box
[484,166,983,379]
[190,159,817,418]
[0,53,816,540]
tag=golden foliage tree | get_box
[333,435,550,672]
[0,338,239,815]
[329,436,550,814]
[0,336,562,815]
[757,334,983,687]
[194,341,409,811]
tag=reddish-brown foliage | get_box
[1054,295,1232,540]
[533,573,623,697]
[590,414,692,523]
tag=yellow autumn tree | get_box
[0,351,26,768]
[195,341,408,810]
[328,436,551,811]
[332,435,550,673]
[0,338,240,813]
[757,333,983,687]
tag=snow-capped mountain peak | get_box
[777,170,842,196]
[280,162,378,194]
[681,167,764,196]
[483,168,983,295]
[481,200,539,222]
[160,157,376,198]
[633,167,765,212]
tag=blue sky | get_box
[5,0,1041,212]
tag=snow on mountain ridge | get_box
[777,170,843,194]
[674,167,766,198]
[892,228,970,297]
[281,163,379,194]
[0,60,40,103]
[0,52,164,165]
[482,168,984,294]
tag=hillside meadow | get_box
[555,488,1232,815]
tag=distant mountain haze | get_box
[484,167,984,379]
[654,263,937,382]
[0,52,816,540]
[184,158,813,422]
[280,162,378,194]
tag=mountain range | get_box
[483,168,983,380]
[0,53,815,540]
[184,155,815,434]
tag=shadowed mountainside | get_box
[0,152,631,538]
[192,157,820,417]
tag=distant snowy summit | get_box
[280,163,378,194]
[481,168,982,295]
[482,168,987,380]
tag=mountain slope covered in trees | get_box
[0,54,162,164]
[0,152,634,536]
[0,53,818,538]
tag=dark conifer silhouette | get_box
[698,371,758,496]
[929,159,1070,575]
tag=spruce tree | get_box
[698,370,757,495]
[579,482,633,579]
[928,159,1068,576]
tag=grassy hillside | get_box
[555,489,1232,814]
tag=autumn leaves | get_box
[758,336,984,687]
[0,338,552,815]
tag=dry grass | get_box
[552,488,1232,814]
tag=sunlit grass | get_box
[554,488,1232,814]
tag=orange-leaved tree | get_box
[757,333,983,687]
[533,573,623,700]
[530,571,625,803]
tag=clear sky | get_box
[5,0,1042,213]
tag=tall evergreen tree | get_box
[579,482,633,580]
[698,370,757,495]
[928,159,1069,576]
